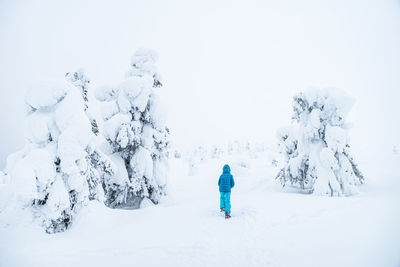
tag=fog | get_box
[1,0,400,169]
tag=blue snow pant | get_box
[220,192,231,214]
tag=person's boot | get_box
[220,207,225,212]
[225,211,231,219]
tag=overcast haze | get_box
[1,0,400,169]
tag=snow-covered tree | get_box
[276,88,363,196]
[96,49,170,208]
[4,78,114,233]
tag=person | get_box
[218,164,235,219]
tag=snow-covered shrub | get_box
[276,88,363,196]
[96,49,170,208]
[5,76,114,233]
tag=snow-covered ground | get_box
[0,150,399,267]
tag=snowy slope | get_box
[0,151,399,267]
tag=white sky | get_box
[1,0,400,169]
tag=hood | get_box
[223,164,231,174]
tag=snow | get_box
[0,149,399,267]
[55,86,94,176]
[153,159,168,186]
[25,148,56,190]
[119,77,144,101]
[122,76,153,112]
[102,113,132,141]
[141,124,154,149]
[3,149,27,178]
[25,81,68,110]
[100,101,119,121]
[97,75,154,116]
[54,88,89,133]
[107,153,128,186]
[8,156,37,203]
[319,147,338,171]
[94,85,119,102]
[149,93,167,130]
[67,173,87,193]
[130,146,154,185]
[116,90,131,114]
[42,174,70,220]
[325,125,347,153]
[57,130,88,174]
[128,48,159,78]
[302,88,355,124]
[139,197,155,208]
[24,112,52,144]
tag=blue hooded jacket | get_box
[218,164,235,192]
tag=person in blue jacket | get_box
[218,164,235,219]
